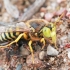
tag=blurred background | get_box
[0,0,69,23]
[0,0,70,70]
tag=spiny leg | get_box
[0,33,27,48]
[40,38,45,49]
[28,40,34,64]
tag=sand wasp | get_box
[0,12,64,63]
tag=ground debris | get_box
[0,0,70,70]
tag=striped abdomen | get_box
[0,32,20,42]
[0,26,22,42]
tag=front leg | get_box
[40,38,45,49]
[28,40,34,64]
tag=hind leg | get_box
[0,33,27,48]
[28,40,34,64]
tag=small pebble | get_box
[0,67,4,70]
[68,51,70,59]
[40,7,46,12]
[39,51,45,60]
[45,13,54,21]
[20,46,30,56]
[50,57,55,62]
[51,2,57,10]
[40,12,45,17]
[24,8,28,12]
[47,45,59,56]
[63,58,67,62]
[16,64,22,70]
[26,1,30,7]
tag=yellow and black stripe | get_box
[0,27,21,42]
[0,32,21,42]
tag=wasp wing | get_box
[0,22,30,34]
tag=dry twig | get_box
[19,0,46,21]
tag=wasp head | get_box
[42,23,56,38]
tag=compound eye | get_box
[43,27,51,38]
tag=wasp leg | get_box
[54,42,58,49]
[0,33,27,48]
[28,40,34,64]
[40,38,45,49]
